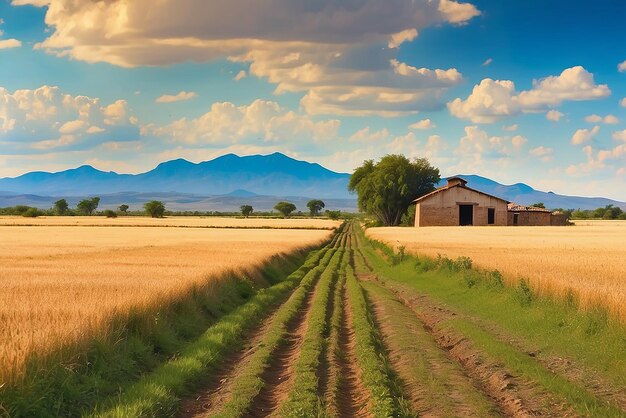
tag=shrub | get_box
[22,207,42,218]
[515,278,533,306]
[103,209,118,218]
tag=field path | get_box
[245,275,319,417]
[335,279,373,418]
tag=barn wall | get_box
[417,187,508,226]
[507,211,551,226]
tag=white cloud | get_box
[0,85,137,150]
[459,125,526,160]
[566,143,626,177]
[585,114,619,124]
[0,39,22,49]
[529,145,554,162]
[481,58,492,67]
[571,126,600,145]
[155,91,198,104]
[234,70,247,81]
[546,110,564,122]
[349,127,390,143]
[618,60,626,72]
[448,66,610,123]
[15,0,478,116]
[502,124,518,131]
[388,28,418,48]
[148,99,341,144]
[612,129,626,142]
[409,118,435,130]
[620,98,626,107]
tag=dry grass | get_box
[367,220,626,321]
[0,216,341,229]
[0,225,331,382]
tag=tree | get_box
[54,199,69,215]
[307,199,325,216]
[76,197,100,215]
[118,204,129,214]
[144,200,166,218]
[348,154,440,226]
[325,210,341,220]
[240,205,253,218]
[531,202,546,208]
[274,201,296,218]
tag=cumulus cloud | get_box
[409,118,435,130]
[584,114,619,124]
[529,145,554,162]
[349,127,390,142]
[571,126,600,145]
[147,99,341,144]
[459,126,526,160]
[618,60,626,72]
[234,70,247,81]
[613,129,626,142]
[15,0,478,116]
[0,85,137,151]
[620,98,626,107]
[0,39,22,49]
[155,91,198,104]
[546,110,564,122]
[566,143,626,177]
[448,66,610,123]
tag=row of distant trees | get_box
[0,198,166,218]
[240,199,341,219]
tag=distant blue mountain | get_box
[0,152,352,199]
[441,174,626,210]
[0,154,623,210]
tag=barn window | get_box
[488,208,495,225]
[513,213,519,225]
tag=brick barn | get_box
[412,177,509,227]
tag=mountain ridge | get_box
[0,153,624,210]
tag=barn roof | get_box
[412,180,510,204]
[507,203,552,213]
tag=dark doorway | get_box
[488,208,495,225]
[513,213,519,225]
[459,205,473,226]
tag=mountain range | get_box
[0,153,623,211]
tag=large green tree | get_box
[144,200,166,218]
[306,199,325,216]
[76,197,100,215]
[240,205,253,218]
[274,201,296,218]
[348,154,440,226]
[54,199,69,215]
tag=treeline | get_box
[569,205,626,220]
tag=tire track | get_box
[244,268,321,417]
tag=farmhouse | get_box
[412,177,569,227]
[412,177,509,227]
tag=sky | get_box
[0,0,625,200]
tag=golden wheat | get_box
[367,220,626,321]
[0,224,331,382]
[0,215,340,229]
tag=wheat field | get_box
[0,215,341,229]
[367,220,626,321]
[0,224,331,382]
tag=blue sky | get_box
[0,0,625,200]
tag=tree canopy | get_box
[144,200,166,218]
[76,197,100,215]
[240,205,253,217]
[54,199,68,215]
[348,154,440,226]
[274,201,296,218]
[306,199,325,216]
[118,204,129,213]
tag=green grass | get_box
[344,262,397,417]
[357,226,626,417]
[90,245,335,417]
[278,248,345,417]
[212,246,340,418]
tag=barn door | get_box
[459,204,473,226]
